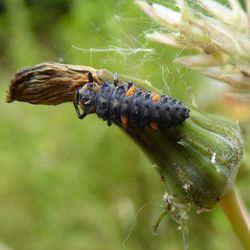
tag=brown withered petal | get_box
[6,62,101,105]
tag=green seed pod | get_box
[126,109,244,209]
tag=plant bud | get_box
[126,109,243,209]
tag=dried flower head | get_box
[6,62,100,105]
[135,0,250,101]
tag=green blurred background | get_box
[0,0,249,249]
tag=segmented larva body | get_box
[74,73,190,130]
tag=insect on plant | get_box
[74,72,190,130]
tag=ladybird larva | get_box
[74,73,190,129]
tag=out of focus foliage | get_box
[0,1,249,250]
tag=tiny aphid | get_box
[74,73,190,130]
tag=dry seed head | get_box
[135,0,250,101]
[6,63,101,105]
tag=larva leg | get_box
[113,72,119,86]
[127,81,133,89]
[74,103,87,119]
[87,72,94,83]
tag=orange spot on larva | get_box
[125,87,136,97]
[121,115,128,128]
[152,94,160,102]
[150,122,158,130]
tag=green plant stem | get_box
[219,188,250,249]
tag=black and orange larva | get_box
[74,72,190,129]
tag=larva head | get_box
[76,82,100,114]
